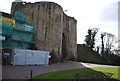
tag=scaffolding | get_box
[12,31,33,42]
[0,16,14,35]
[2,11,34,49]
[2,37,11,48]
[13,11,27,22]
[14,21,34,33]
[11,41,30,49]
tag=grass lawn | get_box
[91,67,120,80]
[29,67,120,81]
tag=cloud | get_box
[100,2,118,22]
[0,0,13,13]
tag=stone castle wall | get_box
[11,1,77,62]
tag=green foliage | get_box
[85,28,98,49]
[77,44,106,64]
[85,29,92,48]
[77,44,120,66]
[103,54,120,66]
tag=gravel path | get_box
[2,61,119,79]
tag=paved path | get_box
[2,61,119,79]
[80,62,119,68]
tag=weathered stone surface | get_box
[11,1,77,63]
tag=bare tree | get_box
[101,32,117,55]
[105,33,117,54]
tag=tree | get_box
[101,32,117,55]
[91,28,99,49]
[105,33,117,54]
[96,46,99,53]
[85,28,99,50]
[101,32,106,55]
[85,29,92,48]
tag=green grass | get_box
[30,67,120,80]
[91,67,120,80]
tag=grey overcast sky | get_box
[0,0,119,45]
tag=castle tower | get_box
[11,1,77,63]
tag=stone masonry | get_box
[11,1,77,63]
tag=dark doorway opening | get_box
[62,33,67,60]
